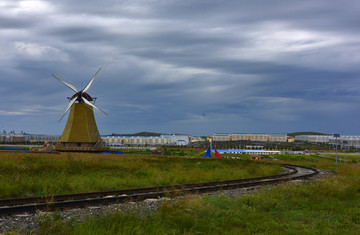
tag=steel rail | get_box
[0,165,298,207]
[0,164,318,215]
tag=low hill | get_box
[108,132,163,136]
[287,132,329,137]
[132,132,163,136]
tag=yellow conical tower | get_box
[56,103,105,151]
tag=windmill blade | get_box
[81,97,108,116]
[58,97,77,122]
[83,68,103,93]
[52,73,78,93]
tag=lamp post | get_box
[333,134,340,164]
[343,140,348,163]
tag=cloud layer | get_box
[1,0,360,135]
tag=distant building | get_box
[287,136,295,142]
[245,145,263,149]
[217,149,281,155]
[212,133,288,142]
[102,134,190,146]
[24,134,60,142]
[190,136,205,143]
[212,133,231,141]
[0,134,25,142]
[329,136,360,148]
[294,135,360,148]
[294,135,331,143]
[165,134,190,146]
[0,133,59,143]
[102,135,171,146]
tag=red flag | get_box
[213,146,222,158]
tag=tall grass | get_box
[0,152,281,198]
[32,164,360,234]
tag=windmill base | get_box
[55,142,109,152]
[56,103,108,152]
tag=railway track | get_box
[0,164,318,215]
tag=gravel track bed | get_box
[0,170,332,234]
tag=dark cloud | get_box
[0,16,35,29]
[0,0,359,135]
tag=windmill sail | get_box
[54,67,107,121]
[83,68,103,93]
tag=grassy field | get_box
[320,153,360,164]
[4,151,360,234]
[223,152,360,171]
[0,151,281,198]
[28,161,360,234]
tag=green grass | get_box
[5,152,360,234]
[119,148,204,157]
[0,152,281,198]
[276,153,333,162]
[26,164,360,235]
[321,153,360,164]
[221,153,336,162]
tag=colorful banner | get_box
[203,145,212,158]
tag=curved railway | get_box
[0,164,318,215]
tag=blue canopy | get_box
[203,145,212,158]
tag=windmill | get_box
[53,68,107,151]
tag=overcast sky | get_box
[0,0,359,136]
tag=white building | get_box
[102,136,171,146]
[164,134,190,146]
[329,136,360,148]
[102,134,190,146]
[294,135,331,143]
[0,133,60,143]
[212,133,288,142]
[24,134,60,142]
[217,149,281,155]
[294,135,360,148]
